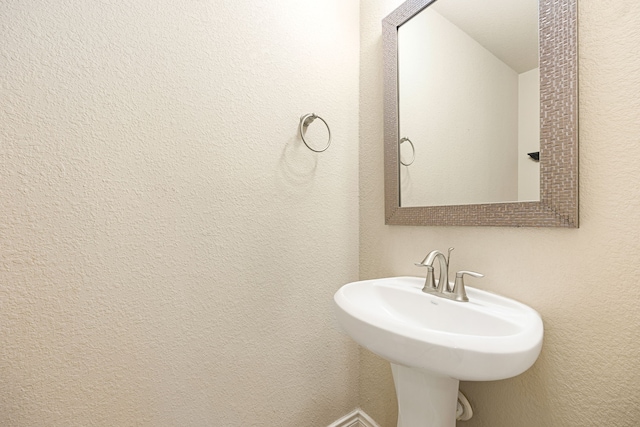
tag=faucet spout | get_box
[418,250,450,293]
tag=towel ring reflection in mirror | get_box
[399,137,415,166]
[299,113,332,153]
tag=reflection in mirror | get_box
[398,0,540,207]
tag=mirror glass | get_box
[397,0,540,207]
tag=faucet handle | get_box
[415,263,437,291]
[452,271,483,302]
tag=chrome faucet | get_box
[415,247,483,302]
[415,248,453,293]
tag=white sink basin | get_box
[334,276,543,381]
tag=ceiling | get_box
[431,0,539,73]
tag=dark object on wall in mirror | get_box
[528,152,540,161]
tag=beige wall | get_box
[0,1,360,425]
[360,1,640,426]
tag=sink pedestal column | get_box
[391,364,459,427]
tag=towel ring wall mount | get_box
[299,113,332,153]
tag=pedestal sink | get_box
[334,277,543,427]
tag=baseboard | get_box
[328,408,381,427]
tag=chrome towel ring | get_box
[299,113,331,153]
[399,137,415,166]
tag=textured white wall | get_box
[0,1,360,425]
[398,8,518,207]
[361,1,640,426]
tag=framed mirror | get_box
[383,0,578,227]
